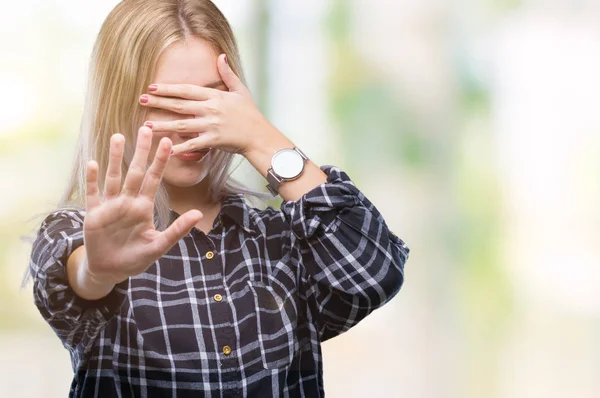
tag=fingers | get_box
[138,137,172,200]
[140,94,201,115]
[170,133,215,156]
[85,160,101,211]
[153,209,204,256]
[146,83,220,100]
[217,54,245,92]
[122,126,152,196]
[144,116,213,135]
[103,133,125,200]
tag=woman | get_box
[28,0,409,396]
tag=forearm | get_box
[277,165,408,321]
[243,124,328,202]
[66,245,115,301]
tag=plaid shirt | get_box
[29,165,409,398]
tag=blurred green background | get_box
[1,0,599,397]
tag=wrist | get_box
[78,256,118,300]
[245,122,290,157]
[243,124,296,179]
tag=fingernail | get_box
[224,55,228,65]
[140,95,149,104]
[148,84,158,92]
[144,121,153,128]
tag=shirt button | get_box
[206,251,214,259]
[222,345,232,355]
[214,294,223,302]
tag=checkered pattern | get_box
[29,165,409,397]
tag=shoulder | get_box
[30,207,87,267]
[38,207,86,236]
[226,193,287,236]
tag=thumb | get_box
[171,132,214,155]
[153,209,203,255]
[217,53,245,92]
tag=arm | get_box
[31,128,202,353]
[244,130,408,340]
[29,210,127,352]
[298,202,407,341]
[67,246,115,301]
[281,166,409,341]
[247,164,407,344]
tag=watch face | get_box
[272,149,304,179]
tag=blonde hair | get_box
[21,0,271,284]
[65,0,269,225]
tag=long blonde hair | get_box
[21,0,271,284]
[64,0,269,226]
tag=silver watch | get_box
[266,147,309,196]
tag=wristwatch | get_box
[266,147,309,196]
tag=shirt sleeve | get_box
[280,165,409,342]
[29,209,128,352]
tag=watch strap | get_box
[266,168,281,196]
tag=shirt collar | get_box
[219,193,258,234]
[169,193,258,235]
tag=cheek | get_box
[147,134,163,163]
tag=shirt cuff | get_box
[279,165,362,240]
[33,210,127,326]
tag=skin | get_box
[67,36,328,301]
[144,38,227,233]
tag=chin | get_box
[162,167,210,188]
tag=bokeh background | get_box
[1,0,599,397]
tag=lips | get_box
[174,149,210,162]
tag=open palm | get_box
[83,126,203,285]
